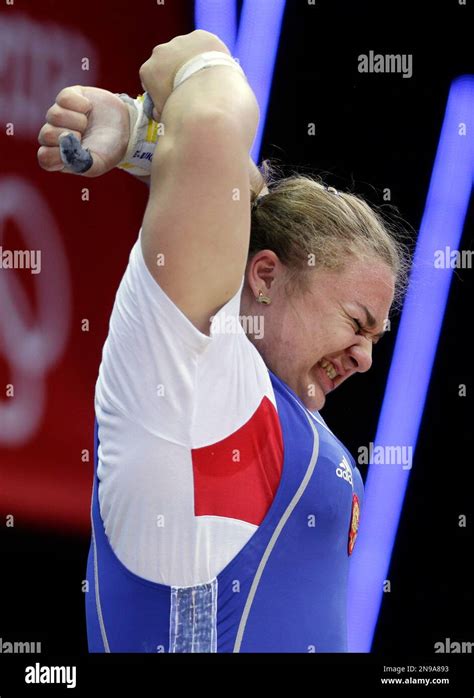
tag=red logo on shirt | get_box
[348,493,360,556]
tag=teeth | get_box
[319,359,337,380]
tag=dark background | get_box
[1,0,472,661]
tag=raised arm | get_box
[37,88,266,195]
[139,31,260,334]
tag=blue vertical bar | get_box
[194,0,287,161]
[348,76,474,651]
[194,0,237,54]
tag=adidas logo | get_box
[336,455,353,486]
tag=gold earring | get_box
[257,290,271,305]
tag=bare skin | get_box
[37,85,267,194]
[242,251,395,411]
[37,86,130,178]
[37,35,393,413]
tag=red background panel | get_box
[0,0,193,533]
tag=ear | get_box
[246,249,280,295]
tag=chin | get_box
[299,374,326,412]
[309,397,325,412]
[302,389,325,412]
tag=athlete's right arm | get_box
[139,40,260,335]
[36,85,266,198]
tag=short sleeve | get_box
[95,226,247,446]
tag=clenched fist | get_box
[37,86,130,177]
[139,30,231,119]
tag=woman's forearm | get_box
[158,65,259,151]
[135,156,266,196]
[120,74,264,195]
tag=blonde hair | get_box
[250,161,411,310]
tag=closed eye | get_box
[352,318,382,345]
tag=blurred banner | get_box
[0,0,191,532]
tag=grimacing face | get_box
[241,250,395,411]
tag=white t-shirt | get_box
[95,228,283,588]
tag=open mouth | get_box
[318,358,338,381]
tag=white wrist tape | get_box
[115,54,245,178]
[173,51,246,90]
[115,93,160,177]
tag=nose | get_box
[346,337,373,374]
